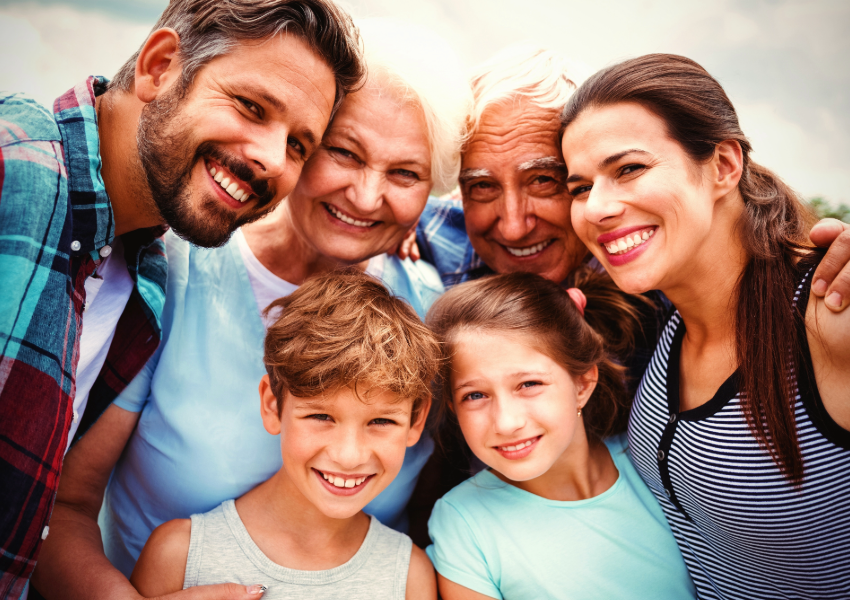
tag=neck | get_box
[96,89,163,237]
[501,425,616,501]
[235,468,370,570]
[241,204,369,285]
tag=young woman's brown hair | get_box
[560,54,818,482]
[426,267,646,443]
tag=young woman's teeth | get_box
[505,240,551,257]
[605,229,654,255]
[208,165,250,203]
[499,439,535,452]
[327,204,376,228]
[321,471,367,488]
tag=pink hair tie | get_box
[566,287,587,317]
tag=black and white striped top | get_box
[628,269,850,599]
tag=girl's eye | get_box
[370,418,397,426]
[288,136,306,157]
[462,391,486,402]
[520,381,542,389]
[238,97,261,116]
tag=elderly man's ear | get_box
[134,28,183,103]
[810,218,850,313]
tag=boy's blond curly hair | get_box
[263,269,440,421]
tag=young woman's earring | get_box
[577,406,582,417]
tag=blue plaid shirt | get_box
[0,77,167,597]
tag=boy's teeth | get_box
[208,164,250,203]
[605,228,654,255]
[505,240,551,257]
[327,204,376,228]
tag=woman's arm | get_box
[436,575,497,600]
[131,520,191,596]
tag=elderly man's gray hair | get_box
[468,45,590,142]
[110,0,364,115]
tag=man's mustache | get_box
[197,142,275,207]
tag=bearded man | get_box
[0,1,362,597]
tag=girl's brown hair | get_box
[426,268,645,442]
[560,53,818,483]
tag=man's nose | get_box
[243,126,289,181]
[497,188,534,242]
[344,167,384,214]
[582,179,625,225]
[492,398,526,436]
[327,426,370,469]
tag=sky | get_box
[1,0,848,204]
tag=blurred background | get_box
[1,0,847,216]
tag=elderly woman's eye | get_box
[393,169,419,180]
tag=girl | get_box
[425,270,695,600]
[560,54,850,599]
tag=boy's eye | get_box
[370,418,397,426]
[307,414,332,422]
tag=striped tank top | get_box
[628,267,850,599]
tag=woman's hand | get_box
[810,218,850,312]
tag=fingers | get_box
[810,219,850,312]
[155,582,267,600]
[395,228,420,261]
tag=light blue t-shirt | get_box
[101,231,445,578]
[426,435,696,600]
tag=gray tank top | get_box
[183,500,412,599]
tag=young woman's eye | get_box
[620,164,645,176]
[237,97,261,116]
[288,136,306,157]
[370,418,397,426]
[569,184,592,197]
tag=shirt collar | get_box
[54,76,165,260]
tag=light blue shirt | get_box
[426,435,696,600]
[101,231,445,578]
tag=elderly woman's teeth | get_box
[605,229,654,255]
[505,240,552,257]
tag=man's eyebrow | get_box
[458,168,493,184]
[566,149,650,183]
[516,157,566,173]
[238,84,318,149]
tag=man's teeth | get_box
[327,204,376,228]
[605,229,654,255]
[505,240,552,257]
[208,165,250,203]
[499,439,535,452]
[321,472,368,488]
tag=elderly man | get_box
[0,1,362,598]
[416,45,850,303]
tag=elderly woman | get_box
[36,18,471,593]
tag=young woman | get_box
[425,271,695,600]
[560,54,850,599]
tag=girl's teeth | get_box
[321,471,368,488]
[500,439,534,451]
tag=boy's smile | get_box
[259,376,427,519]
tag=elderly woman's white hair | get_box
[357,18,472,195]
[468,45,590,141]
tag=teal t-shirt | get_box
[426,435,696,600]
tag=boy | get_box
[129,271,439,599]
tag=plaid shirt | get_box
[0,77,167,598]
[415,196,493,287]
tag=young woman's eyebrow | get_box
[566,149,651,183]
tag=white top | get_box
[234,228,383,327]
[68,236,134,451]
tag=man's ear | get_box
[710,139,744,201]
[134,28,183,103]
[406,396,432,447]
[259,374,282,435]
[576,365,598,411]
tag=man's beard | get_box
[136,85,277,248]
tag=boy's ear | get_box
[406,396,431,447]
[576,365,598,411]
[259,374,282,435]
[134,28,182,103]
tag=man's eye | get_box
[329,147,358,161]
[238,97,261,116]
[531,175,554,185]
[465,181,499,202]
[288,137,306,157]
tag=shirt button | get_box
[42,526,49,540]
[99,245,112,258]
[664,488,672,497]
[668,414,677,424]
[657,449,666,461]
[72,409,79,423]
[71,240,81,251]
